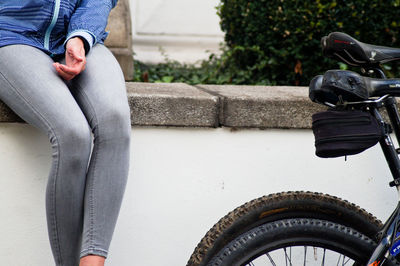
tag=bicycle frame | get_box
[367,96,400,266]
[328,67,400,265]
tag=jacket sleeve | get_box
[65,0,118,53]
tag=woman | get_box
[0,1,131,265]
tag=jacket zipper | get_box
[44,0,61,51]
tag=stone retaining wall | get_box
[0,83,324,128]
[105,0,134,80]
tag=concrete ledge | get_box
[127,83,219,127]
[0,82,325,129]
[0,102,23,123]
[197,85,323,129]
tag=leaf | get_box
[161,76,174,83]
[338,62,348,70]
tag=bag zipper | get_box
[44,0,61,51]
[315,134,381,145]
[312,117,371,127]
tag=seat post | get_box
[385,97,400,144]
[374,105,400,181]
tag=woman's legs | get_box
[80,256,105,266]
[0,45,92,265]
[0,44,130,265]
[69,44,131,259]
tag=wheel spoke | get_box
[343,256,350,265]
[242,246,357,266]
[337,254,343,266]
[284,248,288,266]
[284,247,293,266]
[304,246,307,266]
[266,253,277,266]
[314,247,318,261]
[321,248,326,266]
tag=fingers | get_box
[53,61,85,81]
[53,63,74,80]
[65,47,86,69]
[67,49,85,62]
[54,37,87,81]
[59,62,85,75]
[53,62,85,81]
[66,37,86,62]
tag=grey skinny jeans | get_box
[0,44,131,265]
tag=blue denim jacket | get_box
[0,0,117,55]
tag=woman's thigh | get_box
[69,44,130,138]
[0,45,89,136]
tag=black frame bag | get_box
[312,110,384,158]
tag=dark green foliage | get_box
[134,1,400,85]
[134,46,276,85]
[218,0,400,85]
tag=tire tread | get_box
[187,191,382,266]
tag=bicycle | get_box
[186,32,400,266]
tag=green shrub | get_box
[134,46,275,85]
[217,0,400,85]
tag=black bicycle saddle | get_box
[309,70,400,105]
[321,32,400,66]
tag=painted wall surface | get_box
[0,124,397,265]
[129,0,224,63]
[132,0,222,36]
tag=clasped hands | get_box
[53,37,86,80]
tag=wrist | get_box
[65,31,94,54]
[67,37,84,48]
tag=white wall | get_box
[0,124,397,265]
[130,0,224,63]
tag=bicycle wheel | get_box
[209,218,374,265]
[187,191,383,266]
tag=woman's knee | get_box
[51,120,92,159]
[95,104,131,143]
